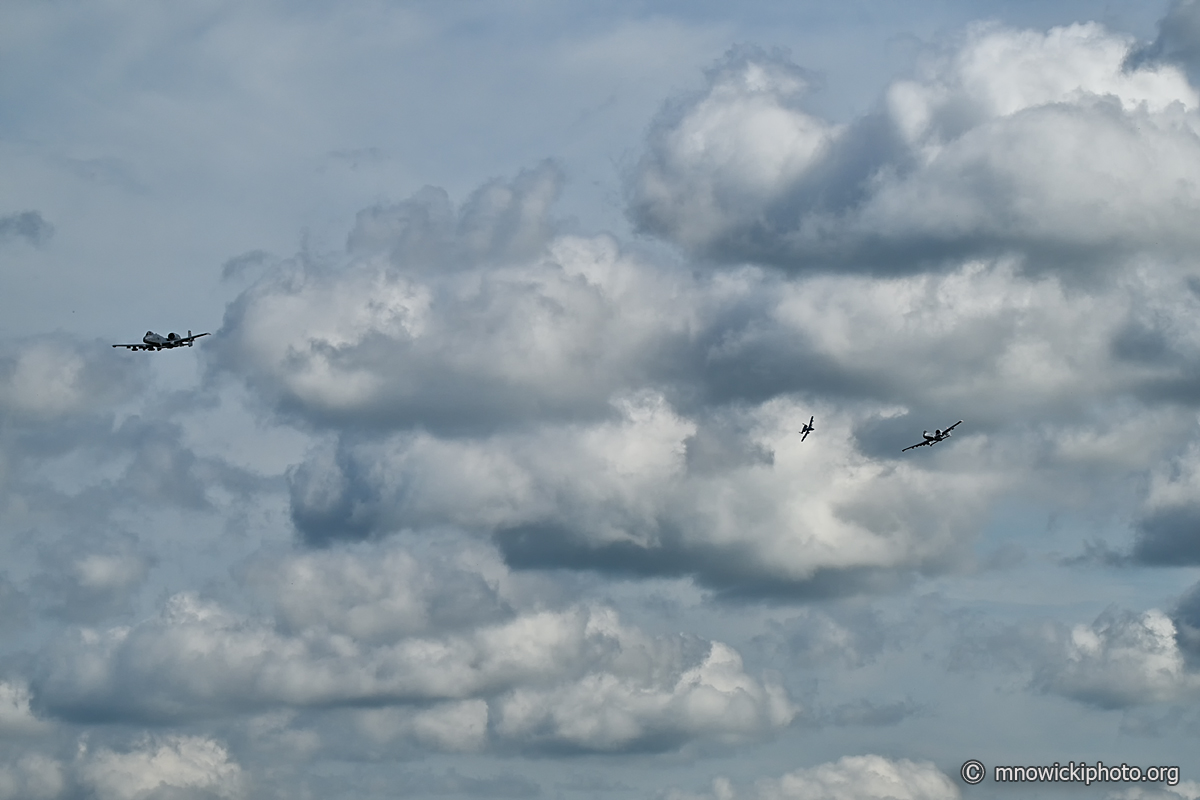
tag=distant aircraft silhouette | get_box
[902,420,963,452]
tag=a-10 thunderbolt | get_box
[902,420,963,452]
[799,416,815,441]
[112,330,210,351]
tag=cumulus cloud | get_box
[286,394,1001,594]
[0,338,145,423]
[0,681,51,737]
[32,546,796,752]
[218,155,1200,428]
[0,753,64,800]
[490,640,794,752]
[1128,0,1200,79]
[629,27,1200,274]
[0,574,28,632]
[214,158,1200,591]
[666,755,959,800]
[1033,607,1200,708]
[76,735,244,800]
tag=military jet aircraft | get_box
[902,420,963,452]
[112,330,210,351]
[799,416,815,441]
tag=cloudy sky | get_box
[5,0,1200,798]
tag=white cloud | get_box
[630,24,1200,273]
[215,159,1200,592]
[667,755,959,800]
[218,209,697,431]
[34,547,797,752]
[896,22,1195,126]
[1036,607,1200,708]
[12,2,1200,795]
[1132,442,1200,564]
[287,393,1002,592]
[491,638,795,751]
[77,735,244,800]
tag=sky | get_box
[6,0,1200,798]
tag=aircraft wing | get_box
[944,420,963,433]
[901,440,931,452]
[801,430,810,441]
[112,343,148,350]
[178,332,211,344]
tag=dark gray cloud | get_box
[0,211,53,247]
[1111,319,1176,364]
[1133,505,1200,564]
[1032,607,1196,709]
[0,575,30,633]
[1171,579,1200,663]
[203,150,1200,600]
[212,165,701,434]
[77,734,245,800]
[1127,0,1200,81]
[0,728,248,800]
